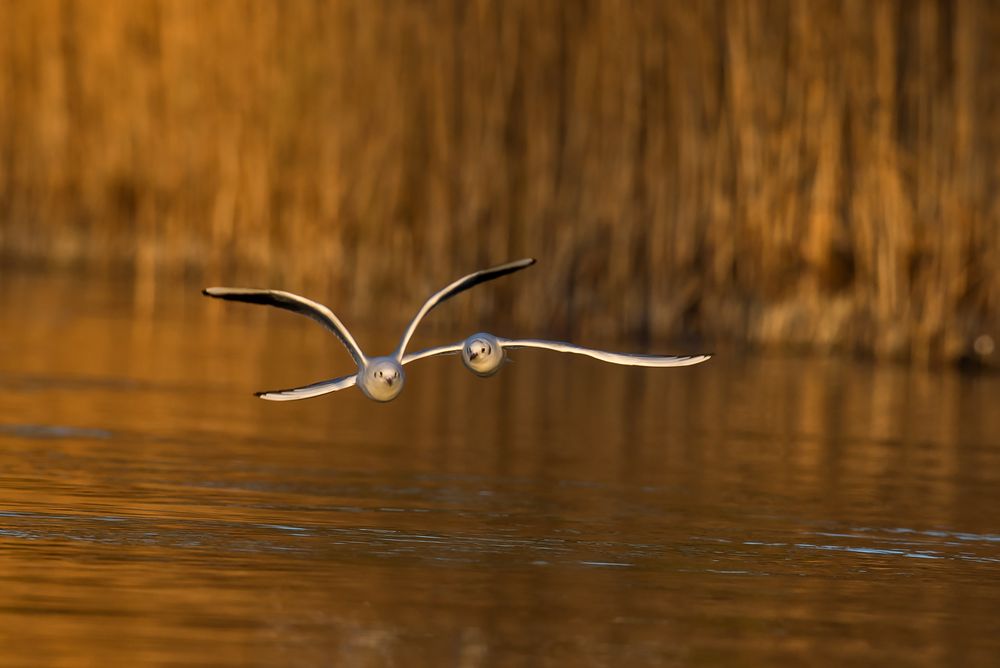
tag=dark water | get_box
[0,272,998,666]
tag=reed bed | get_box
[0,0,997,361]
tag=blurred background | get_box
[1,0,999,362]
[2,3,1000,666]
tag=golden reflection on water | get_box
[0,271,998,666]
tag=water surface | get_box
[0,272,998,666]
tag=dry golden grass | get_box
[0,0,997,361]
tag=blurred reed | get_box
[0,0,997,361]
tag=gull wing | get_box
[255,373,358,401]
[401,342,464,365]
[393,258,535,361]
[203,287,367,368]
[499,339,712,367]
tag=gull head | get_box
[462,332,504,377]
[359,357,405,402]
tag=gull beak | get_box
[468,351,477,360]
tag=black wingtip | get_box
[492,257,536,275]
[499,257,535,269]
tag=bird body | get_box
[462,332,504,376]
[358,357,405,402]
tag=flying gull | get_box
[203,259,535,402]
[403,332,711,377]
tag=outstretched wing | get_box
[499,339,712,367]
[393,258,535,361]
[401,342,464,366]
[255,373,357,401]
[203,287,367,368]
